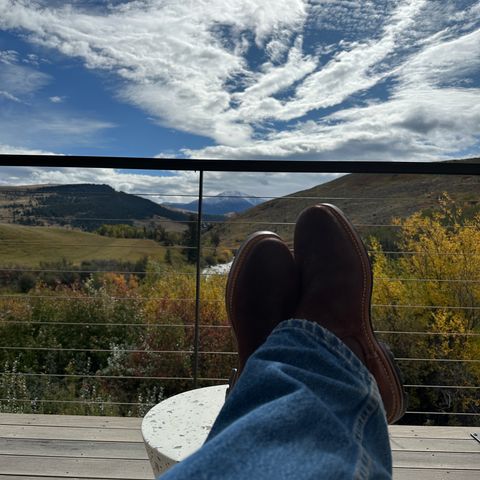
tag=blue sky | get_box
[0,0,479,199]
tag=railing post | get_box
[193,170,204,388]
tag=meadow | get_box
[0,197,479,425]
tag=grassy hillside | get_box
[0,183,190,232]
[212,164,480,249]
[0,223,172,267]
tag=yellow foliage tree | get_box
[370,195,480,425]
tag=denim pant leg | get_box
[161,319,392,480]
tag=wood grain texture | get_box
[0,456,153,479]
[0,414,142,430]
[0,438,148,460]
[393,468,480,480]
[0,414,478,480]
[0,425,142,443]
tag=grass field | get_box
[0,223,171,266]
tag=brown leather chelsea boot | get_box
[226,231,299,385]
[294,204,406,424]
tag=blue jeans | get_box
[161,319,392,479]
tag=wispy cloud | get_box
[0,62,51,98]
[0,0,479,161]
[49,95,65,103]
[0,144,59,155]
[0,90,21,102]
[0,107,116,151]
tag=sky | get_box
[0,0,479,201]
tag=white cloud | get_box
[0,0,479,162]
[0,90,21,102]
[184,83,480,162]
[49,95,65,103]
[0,108,116,150]
[0,144,59,155]
[0,162,340,201]
[0,62,51,97]
[0,49,19,64]
[0,0,308,147]
[398,28,480,87]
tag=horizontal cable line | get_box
[0,265,211,274]
[211,222,477,230]
[0,266,193,274]
[0,190,474,201]
[1,296,478,310]
[0,346,237,354]
[0,244,196,250]
[378,277,480,283]
[2,219,479,235]
[371,250,480,256]
[0,219,415,228]
[0,320,230,328]
[2,250,477,258]
[376,330,480,337]
[372,304,480,310]
[7,373,230,382]
[0,215,195,223]
[2,296,478,312]
[0,294,209,301]
[1,322,477,336]
[299,249,479,257]
[0,270,211,279]
[4,372,196,380]
[0,294,195,300]
[0,398,157,406]
[404,384,480,390]
[405,411,480,416]
[142,194,477,201]
[1,346,475,363]
[4,268,480,284]
[0,346,194,354]
[397,358,480,363]
[1,244,216,251]
[2,216,478,231]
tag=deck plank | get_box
[0,414,478,480]
[392,451,480,469]
[0,438,148,460]
[0,414,142,430]
[0,477,112,480]
[390,426,477,440]
[0,456,153,480]
[390,437,479,453]
[392,468,480,480]
[0,425,143,443]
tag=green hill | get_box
[213,160,480,249]
[0,223,169,267]
[0,183,190,231]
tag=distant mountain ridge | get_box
[212,159,480,248]
[0,183,191,231]
[164,190,263,215]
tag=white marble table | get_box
[141,385,228,477]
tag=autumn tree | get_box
[370,195,480,425]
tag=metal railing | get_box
[0,154,479,424]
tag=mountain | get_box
[0,183,191,231]
[211,160,480,249]
[165,190,263,215]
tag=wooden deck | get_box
[0,414,478,479]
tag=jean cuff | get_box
[273,318,374,384]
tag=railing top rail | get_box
[0,154,479,175]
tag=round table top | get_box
[141,384,228,465]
